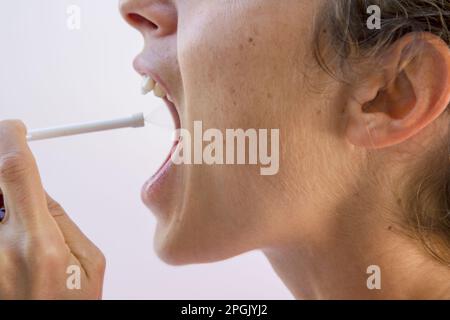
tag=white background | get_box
[0,0,292,299]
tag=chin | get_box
[152,223,220,266]
[152,212,263,267]
[143,162,265,265]
[152,222,192,266]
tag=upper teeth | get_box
[141,75,155,95]
[141,75,172,101]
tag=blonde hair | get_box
[314,0,450,264]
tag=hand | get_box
[0,120,105,299]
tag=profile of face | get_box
[119,0,450,266]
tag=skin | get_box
[0,0,449,299]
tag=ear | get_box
[345,32,450,149]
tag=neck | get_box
[263,206,450,299]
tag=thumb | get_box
[0,120,48,219]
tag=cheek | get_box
[178,3,302,129]
[175,2,323,198]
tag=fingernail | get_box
[0,207,5,222]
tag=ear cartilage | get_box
[26,113,146,142]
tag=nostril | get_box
[128,13,158,30]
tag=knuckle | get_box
[92,249,106,274]
[46,198,64,215]
[0,151,31,182]
[0,120,26,136]
[36,247,66,269]
[25,237,67,269]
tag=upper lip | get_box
[133,55,181,129]
[133,55,178,108]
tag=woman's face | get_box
[120,0,339,264]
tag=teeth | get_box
[141,75,155,95]
[141,74,170,100]
[153,82,167,98]
[167,94,174,103]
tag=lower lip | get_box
[141,137,180,211]
[142,97,181,207]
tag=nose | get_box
[119,0,177,37]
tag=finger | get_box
[45,193,106,278]
[0,120,48,218]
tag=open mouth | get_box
[140,73,182,179]
[162,96,181,166]
[152,95,181,180]
[163,96,181,132]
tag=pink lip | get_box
[133,56,179,108]
[141,135,180,214]
[134,56,182,210]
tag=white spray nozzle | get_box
[26,113,146,142]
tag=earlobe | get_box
[345,32,450,149]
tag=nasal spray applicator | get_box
[26,113,149,142]
[27,75,172,142]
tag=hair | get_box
[314,0,450,264]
